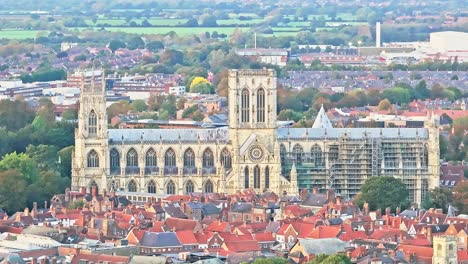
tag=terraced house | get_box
[72,69,440,205]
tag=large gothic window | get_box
[205,180,214,193]
[183,148,195,167]
[128,180,137,192]
[147,180,156,193]
[166,180,176,194]
[265,166,270,189]
[146,148,157,167]
[241,88,250,123]
[244,166,249,188]
[220,148,232,169]
[110,149,120,174]
[165,148,176,167]
[88,110,97,135]
[203,148,214,167]
[257,88,265,122]
[293,144,304,165]
[186,180,194,193]
[127,148,139,167]
[87,150,99,167]
[311,144,323,167]
[254,166,260,189]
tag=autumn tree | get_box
[378,99,392,110]
[453,182,468,214]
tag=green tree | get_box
[354,176,410,211]
[382,87,412,105]
[130,100,147,112]
[25,144,59,172]
[430,83,445,99]
[26,170,70,209]
[146,40,164,52]
[378,99,392,110]
[58,146,73,178]
[62,108,78,120]
[37,98,56,124]
[127,36,145,50]
[415,80,430,100]
[308,254,351,264]
[0,170,27,213]
[250,257,288,264]
[0,152,38,184]
[0,99,35,131]
[424,187,453,212]
[108,39,126,53]
[278,109,303,122]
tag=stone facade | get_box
[72,69,439,205]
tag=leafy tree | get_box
[308,254,351,264]
[160,95,177,117]
[185,18,199,27]
[141,19,151,27]
[177,97,187,110]
[382,87,412,105]
[160,49,184,65]
[62,109,78,120]
[68,199,85,209]
[250,257,288,264]
[0,152,38,184]
[26,170,70,209]
[58,146,73,178]
[37,98,56,124]
[130,100,147,112]
[201,15,218,27]
[191,83,214,94]
[354,176,410,211]
[415,80,430,100]
[108,39,126,53]
[278,109,303,122]
[424,187,453,212]
[182,105,199,118]
[25,144,59,172]
[453,182,468,214]
[107,101,131,121]
[378,99,392,110]
[127,36,145,50]
[73,54,87,62]
[146,40,164,52]
[0,99,35,131]
[0,170,27,214]
[430,83,445,99]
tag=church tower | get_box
[227,69,286,194]
[72,70,109,194]
[432,235,458,264]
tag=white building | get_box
[430,31,468,53]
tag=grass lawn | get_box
[217,18,264,26]
[85,18,189,26]
[0,29,47,39]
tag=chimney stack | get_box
[91,186,97,197]
[81,187,86,195]
[313,187,318,195]
[363,203,369,215]
[44,200,48,209]
[65,188,70,203]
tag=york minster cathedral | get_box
[72,69,440,205]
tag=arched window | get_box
[203,148,214,167]
[183,148,195,167]
[88,110,97,135]
[254,166,260,189]
[110,149,120,168]
[165,148,176,167]
[257,88,265,122]
[128,180,137,192]
[265,166,270,189]
[166,180,176,194]
[311,144,323,167]
[422,145,428,167]
[220,148,232,169]
[205,180,214,193]
[244,166,249,188]
[329,145,339,162]
[127,148,139,167]
[186,180,194,193]
[293,144,304,165]
[241,88,250,123]
[145,148,157,167]
[147,180,156,193]
[87,150,99,167]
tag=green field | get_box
[0,30,48,39]
[217,18,264,26]
[85,18,189,26]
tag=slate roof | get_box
[230,202,252,213]
[277,127,429,140]
[140,232,181,248]
[201,203,221,216]
[296,238,348,255]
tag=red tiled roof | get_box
[175,230,198,245]
[194,232,213,244]
[292,222,316,238]
[206,221,230,232]
[459,250,468,262]
[0,225,23,234]
[253,232,275,242]
[397,244,433,262]
[370,228,402,240]
[223,240,260,253]
[165,218,198,231]
[305,225,341,239]
[350,246,368,259]
[150,221,164,232]
[277,223,292,235]
[219,233,253,242]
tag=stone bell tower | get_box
[72,70,109,193]
[227,69,286,194]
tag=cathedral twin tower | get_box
[72,69,295,197]
[72,69,439,205]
